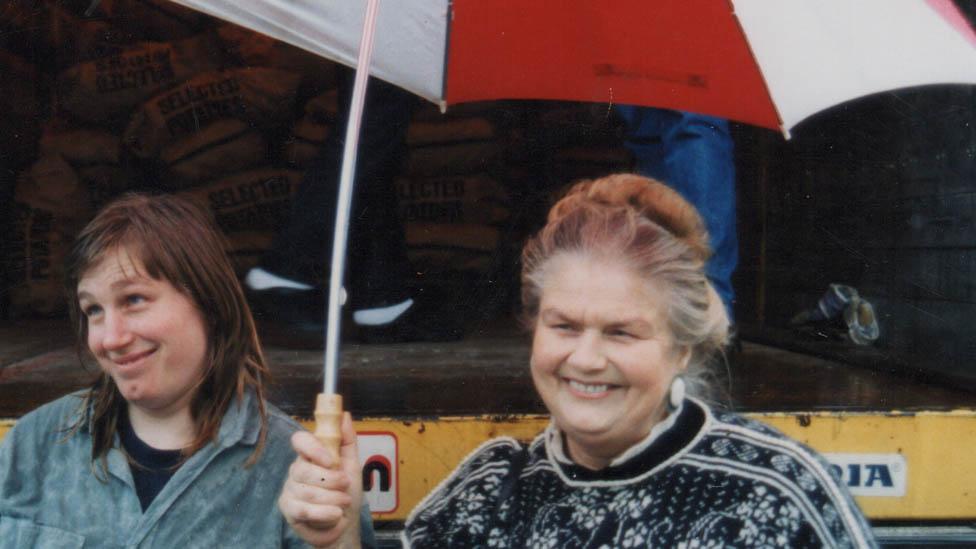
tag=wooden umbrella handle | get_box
[314,393,344,462]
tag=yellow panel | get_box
[337,410,976,522]
[756,410,976,520]
[2,412,973,521]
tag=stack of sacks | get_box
[146,24,338,273]
[4,2,339,315]
[398,103,510,276]
[216,23,338,93]
[134,31,332,271]
[220,21,339,168]
[2,3,113,318]
[8,156,93,316]
[122,66,303,185]
[175,168,303,272]
[56,33,225,126]
[123,63,316,271]
[6,27,227,318]
[39,124,130,209]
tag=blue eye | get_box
[126,294,147,306]
[83,304,102,318]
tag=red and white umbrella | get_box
[171,0,976,135]
[165,0,976,451]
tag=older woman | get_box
[0,194,373,548]
[281,174,876,548]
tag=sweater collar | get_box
[544,397,707,484]
[548,400,686,468]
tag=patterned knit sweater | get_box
[403,399,877,548]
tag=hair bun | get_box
[554,174,711,260]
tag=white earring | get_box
[668,376,686,412]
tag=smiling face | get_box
[77,247,209,420]
[530,252,689,470]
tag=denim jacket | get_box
[0,390,375,548]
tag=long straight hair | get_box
[64,193,271,470]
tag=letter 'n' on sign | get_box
[357,432,399,513]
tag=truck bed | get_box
[1,317,972,420]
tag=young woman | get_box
[0,194,373,548]
[280,174,877,548]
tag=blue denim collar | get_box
[67,387,261,449]
[216,388,261,448]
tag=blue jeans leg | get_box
[616,107,738,319]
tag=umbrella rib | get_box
[439,0,455,108]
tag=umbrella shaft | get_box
[324,0,381,393]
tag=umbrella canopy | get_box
[159,0,975,432]
[168,0,976,135]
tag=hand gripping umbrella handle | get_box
[314,393,343,460]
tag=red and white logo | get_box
[357,432,398,513]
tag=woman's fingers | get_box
[279,489,347,525]
[278,461,355,547]
[280,417,364,547]
[291,430,338,469]
[278,420,362,546]
[288,457,351,490]
[284,473,352,506]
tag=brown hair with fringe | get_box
[64,193,271,470]
[521,173,729,400]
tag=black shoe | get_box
[353,296,465,344]
[247,286,464,345]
